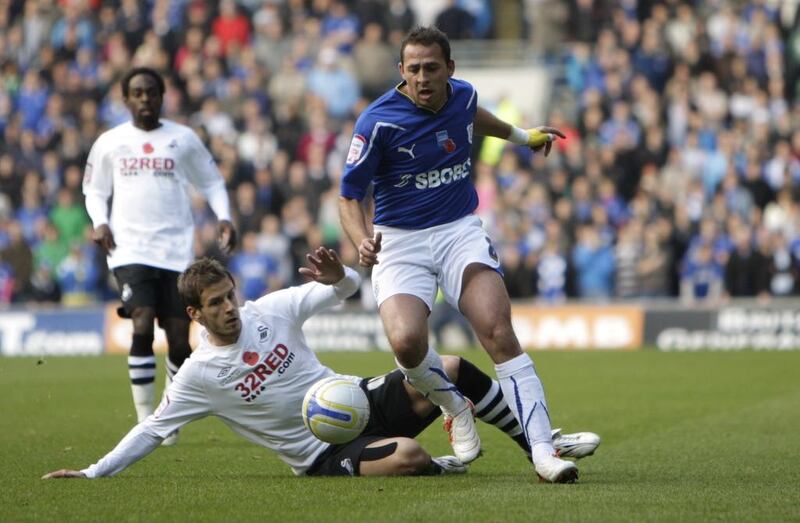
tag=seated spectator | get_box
[638,225,671,298]
[306,47,361,121]
[766,232,799,298]
[229,232,282,301]
[572,224,615,300]
[724,226,769,298]
[49,188,89,248]
[56,242,101,307]
[0,220,34,302]
[536,239,568,303]
[680,242,723,305]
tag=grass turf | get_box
[1,350,799,522]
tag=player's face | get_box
[399,43,454,111]
[189,278,241,345]
[124,73,163,130]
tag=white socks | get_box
[128,355,157,423]
[495,353,556,464]
[131,383,155,423]
[397,347,468,416]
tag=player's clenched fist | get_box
[358,232,382,267]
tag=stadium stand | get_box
[0,0,798,308]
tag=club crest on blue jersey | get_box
[436,130,456,153]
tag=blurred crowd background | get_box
[0,0,799,310]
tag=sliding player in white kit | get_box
[339,26,578,482]
[83,67,236,445]
[42,248,600,479]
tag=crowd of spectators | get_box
[0,0,798,309]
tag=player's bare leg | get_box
[358,437,466,476]
[129,307,157,424]
[380,294,481,463]
[459,264,577,483]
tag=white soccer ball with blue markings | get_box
[302,377,370,444]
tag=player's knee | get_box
[387,331,427,366]
[478,319,517,351]
[441,355,461,382]
[130,308,156,334]
[390,439,430,475]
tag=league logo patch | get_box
[436,130,456,153]
[467,123,473,144]
[83,163,93,186]
[143,143,154,154]
[346,135,367,165]
[340,458,355,476]
[121,283,133,302]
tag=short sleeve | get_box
[82,133,113,198]
[340,114,382,201]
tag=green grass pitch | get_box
[2,350,799,522]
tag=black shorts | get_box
[113,264,186,321]
[306,370,442,477]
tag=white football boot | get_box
[431,456,468,474]
[442,400,482,464]
[552,428,601,459]
[534,453,579,483]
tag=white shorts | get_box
[372,214,502,311]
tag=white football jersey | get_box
[81,269,361,477]
[83,119,230,271]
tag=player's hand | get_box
[217,220,237,255]
[299,247,346,284]
[41,469,86,479]
[92,224,116,253]
[358,232,382,267]
[526,126,566,157]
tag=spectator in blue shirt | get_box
[229,232,282,301]
[306,47,361,121]
[680,242,723,305]
[572,224,615,299]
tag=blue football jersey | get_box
[341,78,479,229]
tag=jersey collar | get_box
[394,80,454,114]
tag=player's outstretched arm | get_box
[473,106,565,156]
[298,247,346,285]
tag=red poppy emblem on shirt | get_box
[443,138,456,153]
[143,143,154,154]
[242,351,259,366]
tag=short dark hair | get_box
[121,67,165,98]
[400,26,451,64]
[178,258,235,309]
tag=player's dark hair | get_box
[121,67,165,98]
[400,26,451,64]
[178,258,235,309]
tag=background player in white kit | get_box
[82,68,236,444]
[42,249,599,479]
[339,27,577,482]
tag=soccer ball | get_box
[302,377,370,444]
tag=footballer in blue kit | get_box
[341,77,478,229]
[339,26,583,483]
